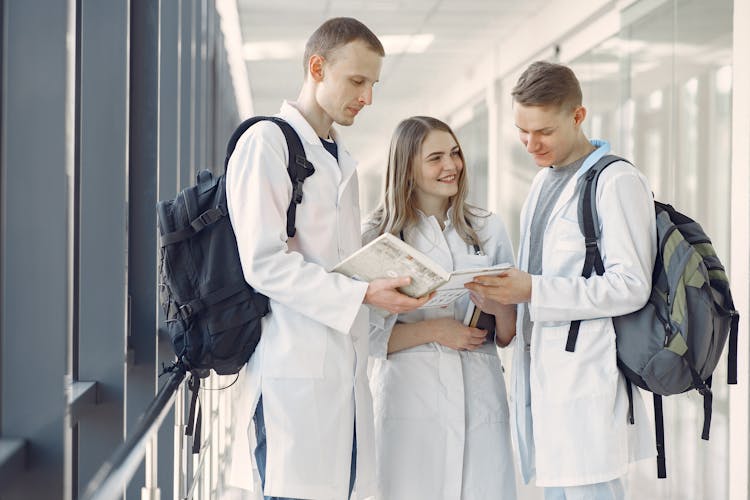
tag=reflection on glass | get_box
[455,101,489,209]
[573,1,733,499]
[501,0,733,498]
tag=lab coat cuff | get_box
[528,274,543,322]
[368,313,398,359]
[332,279,369,334]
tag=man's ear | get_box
[573,105,587,127]
[308,54,325,82]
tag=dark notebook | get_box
[463,303,496,343]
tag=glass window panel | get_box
[499,1,733,498]
[455,101,490,209]
[568,1,733,498]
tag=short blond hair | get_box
[303,17,384,75]
[512,61,582,110]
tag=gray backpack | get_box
[565,155,739,478]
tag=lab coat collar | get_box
[543,139,610,223]
[573,139,611,180]
[415,206,454,225]
[277,101,322,146]
[278,101,359,196]
[277,100,352,153]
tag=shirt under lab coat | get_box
[225,101,375,500]
[366,210,517,500]
[509,140,658,487]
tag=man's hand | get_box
[428,318,487,351]
[464,267,532,305]
[364,277,432,314]
[468,291,507,317]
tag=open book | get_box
[332,232,512,308]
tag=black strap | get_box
[160,205,229,246]
[625,378,634,425]
[728,312,739,384]
[177,281,250,321]
[224,116,315,238]
[689,367,714,441]
[185,374,203,454]
[565,156,625,352]
[192,405,202,454]
[185,374,200,438]
[702,376,713,441]
[653,393,667,478]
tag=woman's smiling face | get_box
[412,129,464,208]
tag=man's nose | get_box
[359,86,373,106]
[526,134,539,153]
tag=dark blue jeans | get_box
[253,396,356,500]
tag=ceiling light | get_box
[243,40,306,61]
[381,34,435,55]
[243,34,435,61]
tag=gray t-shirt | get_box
[522,154,589,347]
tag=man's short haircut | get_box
[303,17,385,74]
[511,61,583,110]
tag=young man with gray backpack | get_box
[466,60,738,498]
[569,154,739,479]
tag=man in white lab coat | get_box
[466,61,657,499]
[225,18,430,500]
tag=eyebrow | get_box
[351,73,379,84]
[515,124,556,133]
[424,146,459,159]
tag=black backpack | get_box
[156,116,314,451]
[566,154,739,478]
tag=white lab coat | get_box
[367,210,517,500]
[509,140,657,487]
[225,102,376,500]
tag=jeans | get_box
[544,477,625,500]
[253,396,357,500]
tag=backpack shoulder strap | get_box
[224,116,315,238]
[565,154,630,352]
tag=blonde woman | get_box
[364,116,517,499]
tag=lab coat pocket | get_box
[261,311,328,379]
[370,352,440,420]
[546,214,584,253]
[464,353,510,426]
[532,318,617,403]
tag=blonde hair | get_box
[365,116,486,248]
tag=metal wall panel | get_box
[0,1,71,498]
[76,0,130,495]
[127,0,160,497]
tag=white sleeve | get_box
[226,122,368,334]
[530,168,656,322]
[487,213,515,266]
[368,311,398,359]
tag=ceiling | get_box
[235,0,551,173]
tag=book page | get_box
[420,262,513,308]
[332,233,450,298]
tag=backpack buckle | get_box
[292,180,305,204]
[697,385,712,397]
[585,237,598,248]
[190,207,226,232]
[178,303,193,320]
[295,155,315,174]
